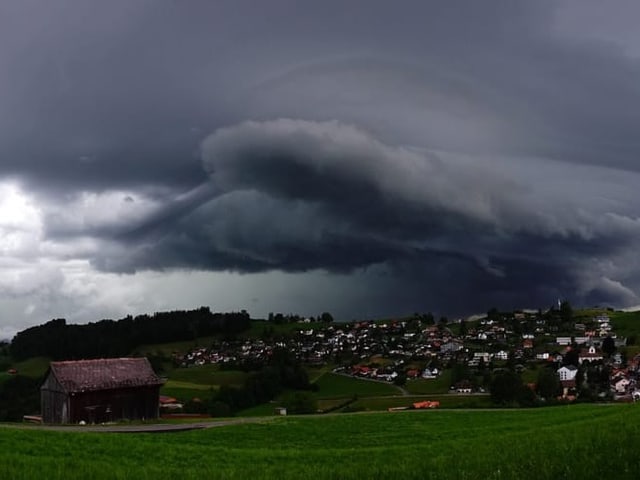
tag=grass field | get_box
[167,364,248,386]
[0,404,637,479]
[404,370,452,395]
[159,365,249,402]
[136,337,217,356]
[0,356,50,385]
[609,310,640,339]
[313,372,402,398]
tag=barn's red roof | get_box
[49,358,164,393]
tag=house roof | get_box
[48,358,164,393]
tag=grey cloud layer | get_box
[2,0,640,320]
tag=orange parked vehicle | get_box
[412,400,440,409]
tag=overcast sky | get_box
[1,0,640,337]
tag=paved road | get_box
[0,417,273,433]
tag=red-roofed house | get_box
[579,346,604,364]
[41,358,164,424]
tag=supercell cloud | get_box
[1,0,640,335]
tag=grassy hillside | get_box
[0,404,638,479]
[313,372,402,398]
[0,356,50,385]
[136,337,217,357]
[609,310,640,338]
[404,370,452,395]
[161,366,249,403]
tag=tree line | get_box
[10,307,251,361]
[209,348,317,416]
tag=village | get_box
[4,305,639,428]
[172,307,640,402]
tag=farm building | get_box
[41,357,164,424]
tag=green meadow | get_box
[0,404,638,479]
[313,372,403,398]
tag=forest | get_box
[9,307,251,361]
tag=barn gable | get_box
[41,358,164,424]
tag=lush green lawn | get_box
[136,337,217,357]
[10,356,50,378]
[1,356,51,386]
[159,365,248,403]
[609,310,640,339]
[0,404,637,479]
[167,365,248,386]
[313,372,402,398]
[404,370,452,394]
[161,381,215,404]
[235,402,280,417]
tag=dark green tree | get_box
[320,312,334,323]
[393,373,407,386]
[602,336,616,357]
[560,300,573,322]
[423,312,435,325]
[0,375,41,421]
[536,368,562,400]
[459,319,468,337]
[489,370,523,405]
[487,308,500,322]
[517,384,537,407]
[451,362,471,384]
[563,347,579,367]
[437,316,449,332]
[209,400,232,417]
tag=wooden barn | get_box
[41,357,164,424]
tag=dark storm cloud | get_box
[2,0,640,318]
[92,118,640,314]
[0,0,558,194]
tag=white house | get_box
[421,368,438,379]
[557,365,578,381]
[473,352,491,363]
[613,378,631,394]
[494,350,509,361]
